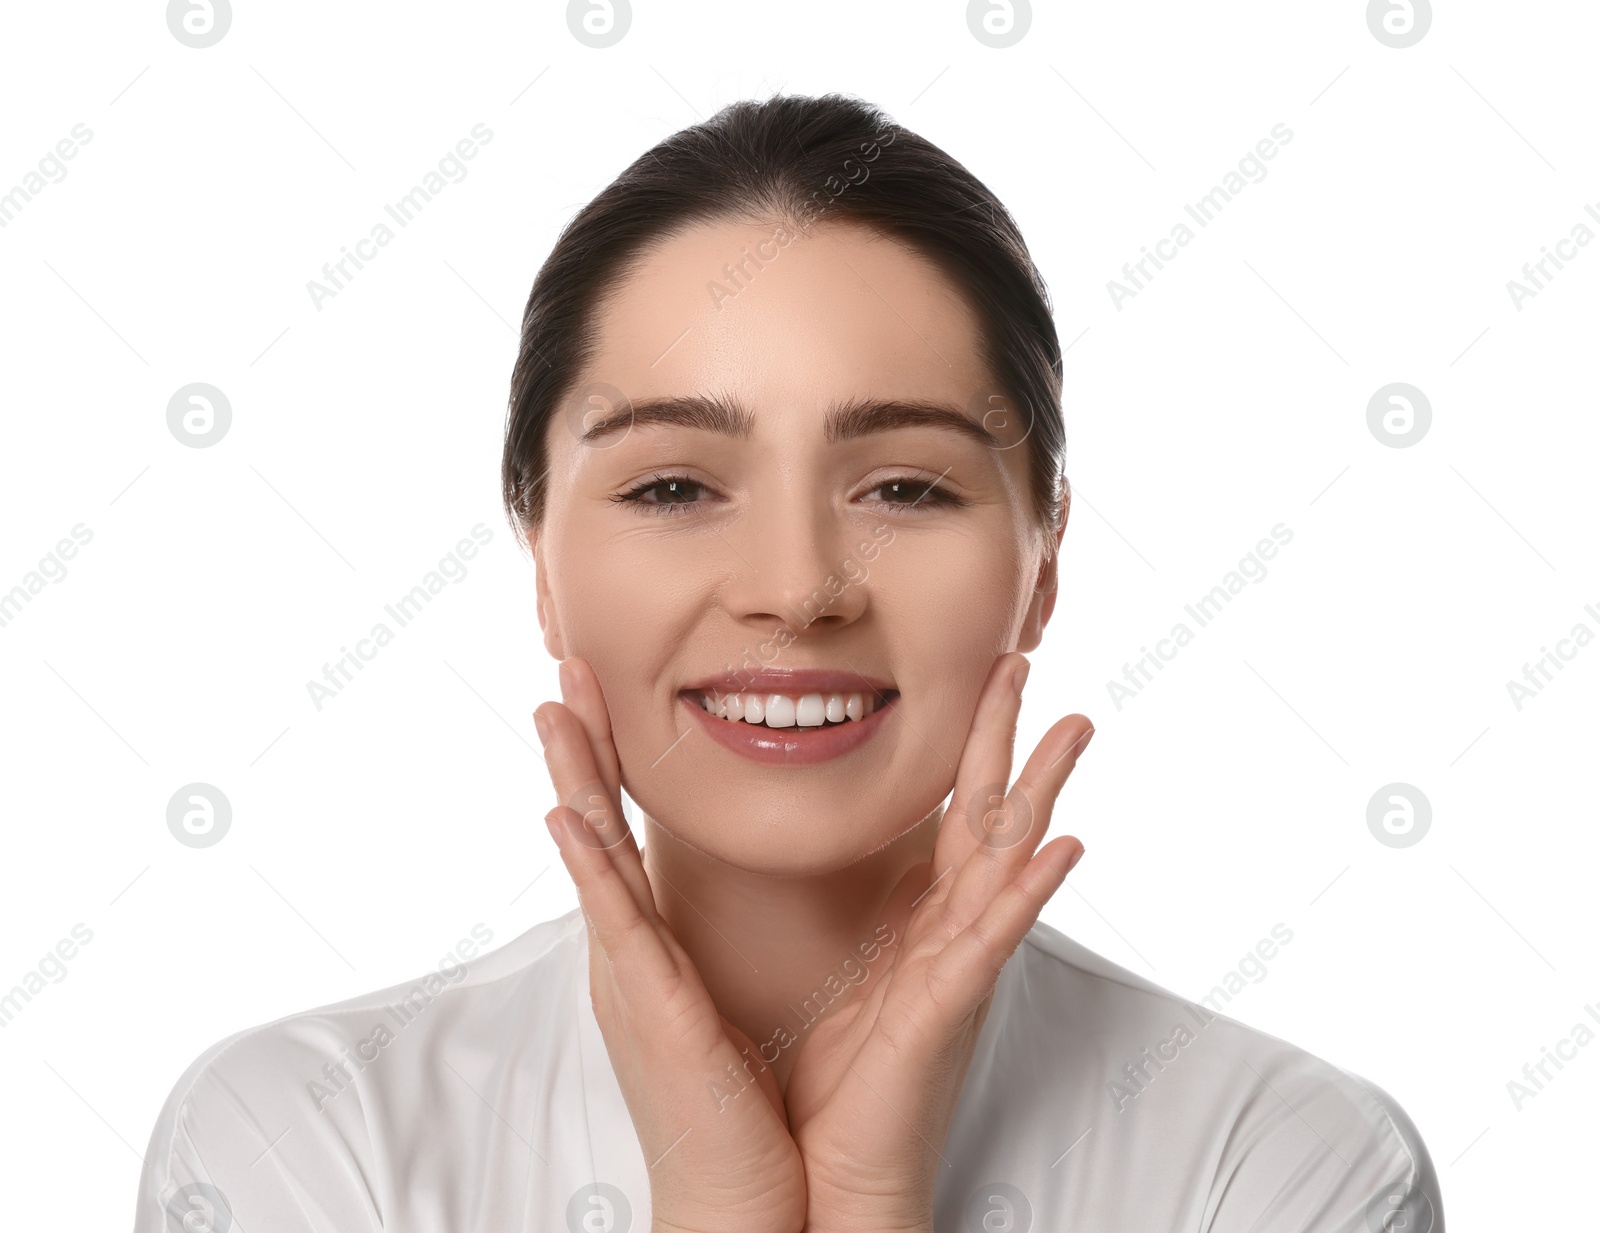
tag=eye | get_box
[611,472,711,516]
[866,475,966,511]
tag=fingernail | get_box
[1079,727,1095,756]
[1011,657,1031,697]
[533,709,551,746]
[1066,846,1086,874]
[545,809,563,845]
[558,659,575,700]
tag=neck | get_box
[639,804,941,1090]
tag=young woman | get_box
[136,94,1442,1233]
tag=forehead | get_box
[578,217,994,419]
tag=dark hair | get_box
[501,91,1066,550]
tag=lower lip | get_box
[680,692,899,766]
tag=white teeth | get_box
[795,693,826,727]
[697,689,890,727]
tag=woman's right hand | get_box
[535,657,808,1233]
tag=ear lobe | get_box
[538,596,566,661]
[1017,553,1058,653]
[1018,496,1068,652]
[531,531,567,660]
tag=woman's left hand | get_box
[782,651,1094,1233]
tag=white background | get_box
[1,1,1595,1228]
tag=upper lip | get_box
[681,668,898,697]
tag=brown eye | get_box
[612,473,709,516]
[869,477,963,508]
[641,477,701,503]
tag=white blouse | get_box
[134,906,1442,1232]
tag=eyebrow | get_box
[579,392,1001,449]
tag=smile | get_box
[677,672,899,765]
[690,688,893,727]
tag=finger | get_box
[556,658,655,901]
[535,698,656,911]
[1008,712,1094,840]
[938,714,1093,931]
[552,807,733,1071]
[932,652,1030,886]
[558,657,623,804]
[839,840,1081,1111]
[546,803,674,977]
[923,836,1084,1019]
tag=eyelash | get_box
[609,473,707,517]
[610,472,966,517]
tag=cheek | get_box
[874,530,1032,664]
[870,530,1034,756]
[546,525,697,715]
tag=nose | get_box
[716,499,870,635]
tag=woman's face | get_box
[534,216,1060,874]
